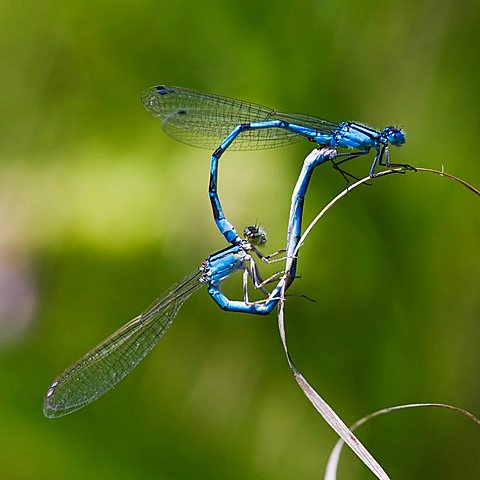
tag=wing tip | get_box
[43,379,62,418]
[141,85,177,112]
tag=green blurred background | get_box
[1,0,479,478]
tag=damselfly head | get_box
[243,225,267,246]
[383,126,405,146]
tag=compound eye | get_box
[384,126,405,146]
[243,225,267,246]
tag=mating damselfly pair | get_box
[44,85,407,418]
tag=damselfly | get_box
[142,86,409,244]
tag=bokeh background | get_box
[1,0,479,478]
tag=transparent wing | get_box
[141,85,339,151]
[44,269,204,418]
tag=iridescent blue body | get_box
[204,149,331,313]
[202,242,275,314]
[43,148,335,417]
[142,85,407,244]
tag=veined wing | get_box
[44,269,204,418]
[141,85,339,151]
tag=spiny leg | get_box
[333,150,369,167]
[330,151,369,183]
[264,249,287,260]
[254,270,285,289]
[245,254,288,298]
[246,256,271,297]
[250,245,290,264]
[248,251,301,290]
[380,145,417,173]
[369,145,384,177]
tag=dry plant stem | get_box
[277,284,391,480]
[277,164,479,480]
[416,167,480,196]
[324,403,480,480]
